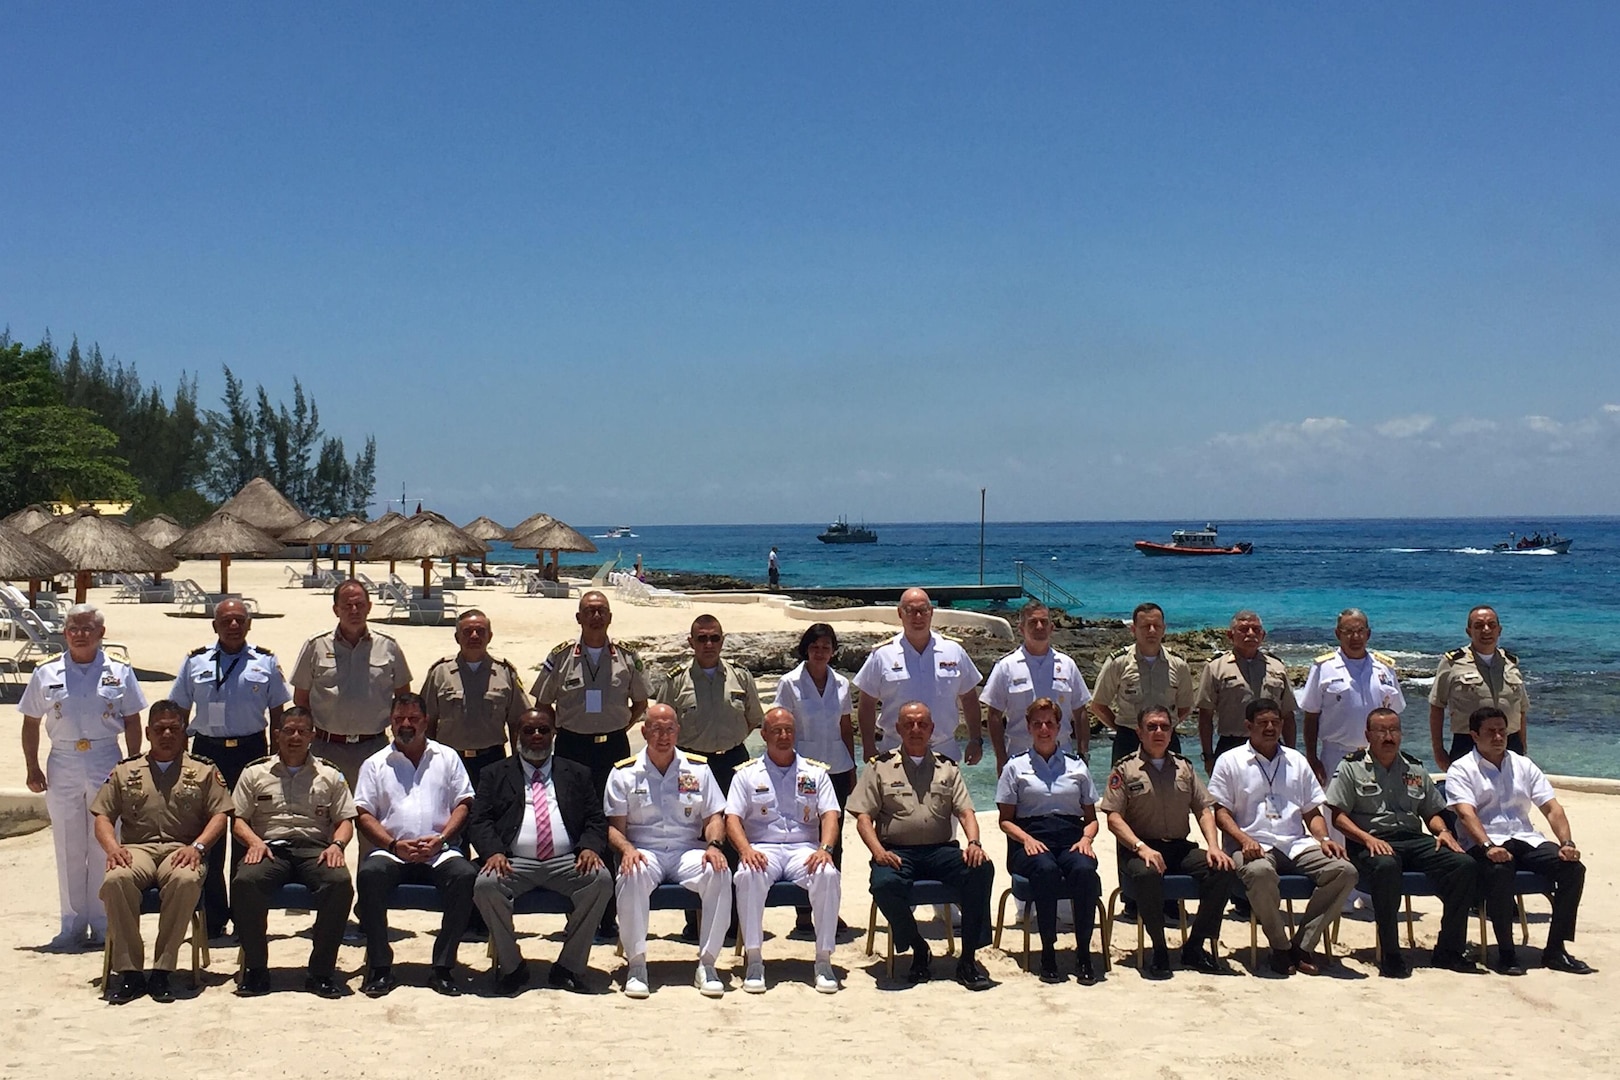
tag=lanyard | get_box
[1255,751,1284,795]
[582,645,607,684]
[215,650,247,690]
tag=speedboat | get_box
[1134,524,1252,557]
[1493,531,1571,554]
[597,526,637,539]
[817,517,877,544]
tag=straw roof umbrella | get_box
[215,477,307,537]
[31,508,179,603]
[169,511,283,594]
[509,518,597,579]
[349,511,407,574]
[364,512,487,598]
[276,516,329,574]
[132,514,187,548]
[461,516,510,576]
[0,524,72,600]
[1,504,55,534]
[310,515,366,576]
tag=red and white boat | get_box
[1134,524,1252,557]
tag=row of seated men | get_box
[90,691,1591,1003]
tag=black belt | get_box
[313,729,384,745]
[458,745,504,759]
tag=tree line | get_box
[0,329,377,524]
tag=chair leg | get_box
[1097,900,1111,973]
[1404,895,1416,950]
[993,889,1010,951]
[1135,918,1144,970]
[1250,915,1259,969]
[102,932,114,991]
[943,906,955,957]
[1019,904,1031,972]
[1178,900,1189,949]
[864,899,878,957]
[1518,896,1530,946]
[1101,889,1118,972]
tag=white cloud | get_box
[1375,414,1435,438]
[1449,417,1498,435]
[1604,404,1620,414]
[1525,415,1562,434]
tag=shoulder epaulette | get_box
[613,755,638,769]
[499,657,520,676]
[1344,748,1369,762]
[1399,750,1424,766]
[427,656,457,671]
[1263,650,1282,662]
[802,757,829,770]
[548,640,574,657]
[1167,748,1188,761]
[1161,646,1181,660]
[188,753,217,766]
[931,751,953,765]
[1106,645,1131,660]
[667,662,687,679]
[117,753,143,765]
[251,644,273,656]
[1372,651,1396,667]
[1314,650,1337,664]
[1444,647,1467,661]
[243,755,273,768]
[1502,648,1518,664]
[683,751,708,764]
[188,645,209,657]
[871,750,898,764]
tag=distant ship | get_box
[596,526,637,539]
[1494,530,1571,554]
[1135,524,1252,557]
[817,517,877,544]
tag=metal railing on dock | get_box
[1013,561,1084,612]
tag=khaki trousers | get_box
[100,843,203,973]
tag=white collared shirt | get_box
[852,632,982,758]
[725,753,839,846]
[354,739,474,866]
[980,645,1091,756]
[1208,743,1325,859]
[1299,648,1407,749]
[603,747,725,852]
[1444,749,1555,848]
[514,757,574,859]
[995,748,1098,818]
[19,650,147,744]
[772,662,855,773]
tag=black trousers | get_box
[681,742,752,801]
[1349,832,1476,956]
[1006,816,1100,949]
[1119,838,1233,948]
[356,855,478,971]
[450,744,508,791]
[1473,839,1584,954]
[869,842,994,956]
[231,842,354,977]
[189,731,268,935]
[1448,731,1525,764]
[557,728,632,928]
[1112,726,1181,765]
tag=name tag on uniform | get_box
[584,689,603,714]
[563,677,583,690]
[100,674,121,687]
[1127,780,1148,795]
[256,794,272,801]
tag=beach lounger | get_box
[174,579,212,616]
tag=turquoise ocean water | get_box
[490,518,1619,794]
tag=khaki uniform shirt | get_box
[232,755,357,846]
[847,750,973,847]
[533,639,650,736]
[1091,647,1195,732]
[657,658,764,754]
[1429,647,1528,736]
[90,752,232,845]
[421,653,530,751]
[1196,650,1298,738]
[289,627,412,737]
[1324,748,1445,837]
[1098,750,1212,842]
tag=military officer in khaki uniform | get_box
[422,609,531,788]
[290,580,413,789]
[657,613,764,798]
[849,702,994,990]
[1100,705,1236,977]
[1090,603,1196,764]
[1429,605,1530,770]
[532,591,650,795]
[1196,610,1298,773]
[230,706,357,998]
[91,702,232,1004]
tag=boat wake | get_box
[1454,547,1560,556]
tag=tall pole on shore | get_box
[979,487,986,585]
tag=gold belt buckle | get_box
[74,739,91,752]
[223,738,239,748]
[462,748,479,758]
[592,734,609,744]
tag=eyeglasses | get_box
[1141,723,1174,734]
[900,606,931,616]
[518,726,555,737]
[64,625,99,635]
[459,626,489,636]
[1027,717,1060,728]
[692,633,722,644]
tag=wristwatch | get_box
[1133,840,1147,852]
[819,844,834,854]
[966,839,983,849]
[707,839,725,850]
[191,842,206,854]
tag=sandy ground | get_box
[3,559,1619,1079]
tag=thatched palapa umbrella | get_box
[32,508,179,603]
[509,518,597,578]
[214,477,307,537]
[277,517,330,574]
[132,514,187,583]
[364,512,486,598]
[459,516,510,577]
[348,511,406,573]
[1,504,55,535]
[169,511,283,594]
[310,516,366,576]
[0,524,72,606]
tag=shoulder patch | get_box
[1371,651,1396,667]
[1501,648,1518,664]
[188,645,208,657]
[1314,650,1337,664]
[1444,648,1467,661]
[683,751,708,764]
[1399,750,1424,766]
[1107,771,1124,791]
[613,755,638,769]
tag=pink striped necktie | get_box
[531,766,555,860]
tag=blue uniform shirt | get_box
[996,748,1099,818]
[168,642,291,738]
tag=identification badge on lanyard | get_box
[584,689,603,714]
[1264,794,1286,821]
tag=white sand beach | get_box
[3,558,1617,1080]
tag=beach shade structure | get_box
[131,514,187,582]
[0,523,73,607]
[309,515,367,576]
[169,511,284,594]
[364,512,487,598]
[460,516,510,576]
[1,504,55,535]
[277,516,333,574]
[509,518,597,577]
[31,507,179,603]
[348,511,407,573]
[214,477,307,538]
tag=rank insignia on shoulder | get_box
[1400,750,1425,766]
[118,753,142,765]
[1444,648,1467,661]
[683,751,708,764]
[613,755,638,769]
[1107,646,1131,660]
[189,754,217,766]
[1501,648,1517,663]
[802,757,828,770]
[1314,650,1337,664]
[245,756,272,768]
[1371,651,1396,667]
[188,645,208,657]
[253,644,273,655]
[1344,748,1368,761]
[667,663,687,679]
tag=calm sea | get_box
[491,518,1620,790]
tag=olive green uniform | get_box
[533,639,650,792]
[92,753,232,973]
[657,658,764,795]
[1092,646,1195,762]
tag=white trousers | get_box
[616,848,732,963]
[734,844,841,956]
[46,742,120,938]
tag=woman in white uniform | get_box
[772,623,855,936]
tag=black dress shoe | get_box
[1378,953,1411,979]
[1543,950,1595,975]
[547,963,590,993]
[1494,950,1526,976]
[147,970,176,1003]
[1430,949,1482,974]
[787,909,817,941]
[361,968,397,998]
[1075,955,1098,986]
[428,967,461,996]
[1267,952,1295,977]
[679,911,700,944]
[106,971,145,1005]
[304,973,345,999]
[907,943,932,985]
[1145,947,1172,980]
[1180,944,1231,976]
[495,959,531,996]
[1038,951,1063,984]
[955,957,993,991]
[237,968,271,997]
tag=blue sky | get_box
[5,4,1617,525]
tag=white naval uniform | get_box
[771,663,855,774]
[725,754,842,955]
[1299,648,1406,849]
[980,645,1091,759]
[18,650,147,940]
[852,632,982,759]
[604,748,731,962]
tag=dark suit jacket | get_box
[469,754,607,859]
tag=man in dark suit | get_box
[470,705,613,993]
